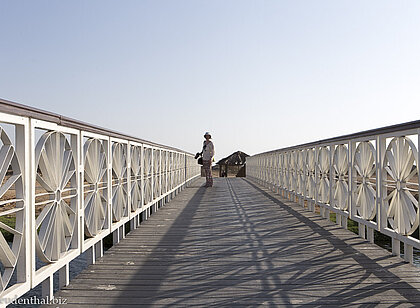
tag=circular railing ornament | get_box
[383,137,419,235]
[35,131,77,262]
[306,148,316,199]
[353,141,376,220]
[0,127,24,292]
[317,147,330,204]
[111,143,128,222]
[333,144,349,210]
[130,146,142,212]
[297,150,305,194]
[275,153,280,186]
[161,151,168,193]
[278,153,284,187]
[144,148,152,204]
[290,151,297,191]
[84,138,108,237]
[285,152,291,190]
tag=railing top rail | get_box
[253,119,420,156]
[0,97,193,155]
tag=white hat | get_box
[204,132,211,138]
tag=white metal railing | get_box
[0,99,201,306]
[247,121,419,264]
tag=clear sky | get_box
[1,1,419,161]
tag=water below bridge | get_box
[44,178,420,307]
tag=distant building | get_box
[216,151,249,177]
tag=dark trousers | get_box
[203,160,213,187]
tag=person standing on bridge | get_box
[202,132,214,187]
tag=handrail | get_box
[247,120,420,266]
[0,98,192,155]
[0,98,201,306]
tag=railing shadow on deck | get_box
[244,178,420,306]
[112,180,206,306]
[97,177,420,307]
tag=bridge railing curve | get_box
[247,121,420,264]
[0,98,201,305]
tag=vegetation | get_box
[329,212,397,254]
[0,215,15,242]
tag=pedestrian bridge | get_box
[0,99,419,307]
[48,178,420,307]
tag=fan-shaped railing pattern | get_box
[277,153,283,188]
[111,142,128,222]
[143,148,153,205]
[383,137,418,235]
[169,152,174,190]
[271,154,276,186]
[35,131,77,263]
[284,152,291,190]
[332,144,349,211]
[297,150,305,195]
[153,149,160,199]
[290,151,297,192]
[173,153,178,188]
[353,141,377,220]
[306,148,316,200]
[84,138,108,237]
[274,154,280,187]
[162,151,168,193]
[317,146,330,204]
[0,101,200,301]
[0,127,24,293]
[246,127,420,264]
[130,145,142,212]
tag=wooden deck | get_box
[45,178,420,307]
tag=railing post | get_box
[95,239,103,259]
[113,228,120,245]
[349,140,355,225]
[107,138,113,241]
[392,238,400,257]
[367,227,374,244]
[377,135,386,235]
[130,218,136,230]
[325,145,332,221]
[151,148,154,207]
[59,264,69,288]
[314,147,319,215]
[342,216,348,229]
[42,275,54,300]
[17,120,30,287]
[86,244,96,265]
[121,224,125,240]
[404,243,413,264]
[358,222,365,239]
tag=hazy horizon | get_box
[1,1,419,160]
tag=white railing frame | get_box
[247,122,420,265]
[0,99,201,306]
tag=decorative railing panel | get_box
[143,146,153,206]
[247,121,420,264]
[0,115,28,296]
[83,137,109,237]
[111,140,128,224]
[130,143,142,213]
[0,99,200,305]
[153,149,160,200]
